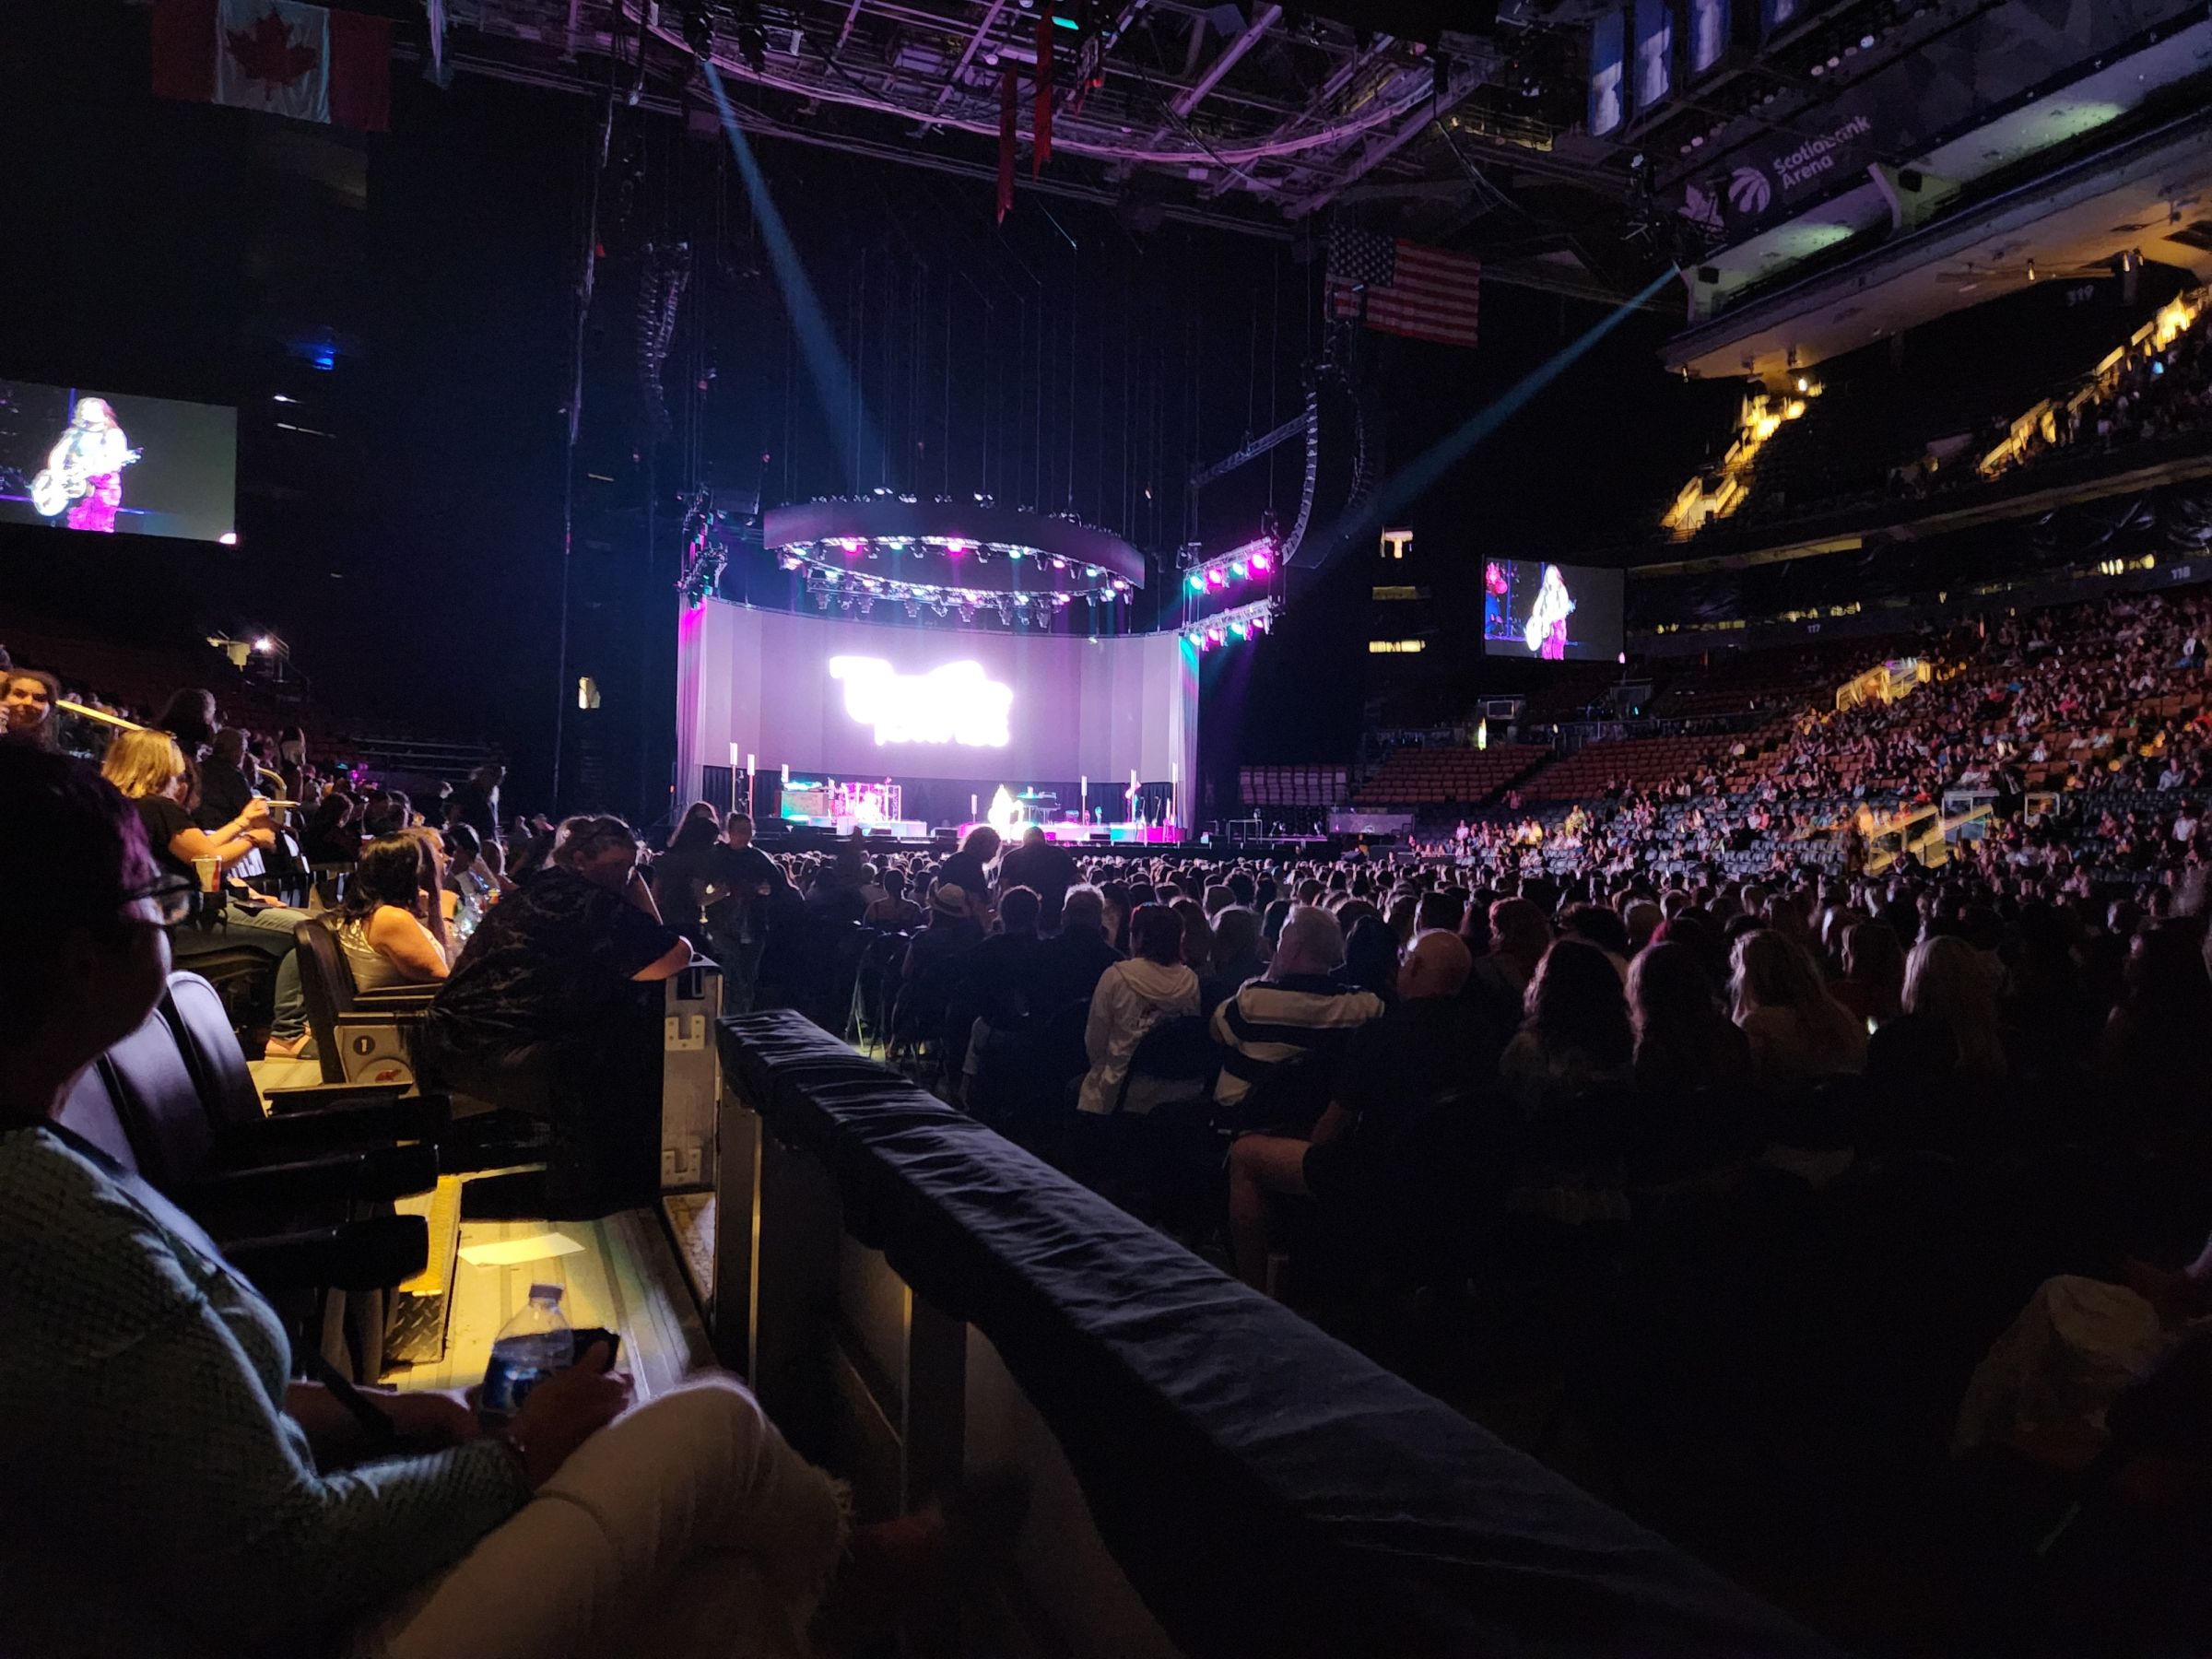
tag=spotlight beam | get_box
[1304,264,1681,570]
[702,64,882,493]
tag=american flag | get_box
[1325,225,1481,348]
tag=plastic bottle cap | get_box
[529,1284,564,1303]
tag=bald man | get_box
[1226,930,1505,1293]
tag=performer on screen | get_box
[40,397,131,533]
[1522,563,1576,661]
[1483,561,1511,641]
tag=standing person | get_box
[36,394,132,532]
[649,803,724,943]
[451,762,506,851]
[1,668,61,752]
[933,826,1001,929]
[703,810,782,1014]
[998,825,1077,932]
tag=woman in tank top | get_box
[326,835,450,991]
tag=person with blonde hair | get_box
[1728,927,1867,1087]
[99,726,313,1054]
[1885,935,2006,1078]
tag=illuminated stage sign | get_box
[830,656,1012,747]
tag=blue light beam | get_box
[702,65,882,493]
[1310,264,1680,567]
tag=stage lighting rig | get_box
[734,0,768,74]
[680,2,714,63]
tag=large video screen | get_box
[1481,559,1625,662]
[0,380,237,543]
[677,599,1198,794]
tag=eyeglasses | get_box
[127,878,202,927]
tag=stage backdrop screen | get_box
[0,379,237,543]
[677,598,1198,813]
[1481,559,1625,663]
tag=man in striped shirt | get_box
[1210,906,1383,1112]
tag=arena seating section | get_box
[1350,743,1547,807]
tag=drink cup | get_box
[192,856,221,895]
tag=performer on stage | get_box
[1522,563,1576,661]
[41,397,131,533]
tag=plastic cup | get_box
[192,856,221,895]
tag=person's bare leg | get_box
[1227,1135,1312,1292]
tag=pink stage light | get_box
[1206,626,1224,645]
[944,539,970,555]
[840,537,864,554]
[1206,568,1228,588]
[1250,549,1272,572]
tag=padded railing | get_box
[712,1010,1840,1659]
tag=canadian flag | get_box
[153,0,391,132]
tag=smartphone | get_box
[569,1328,621,1367]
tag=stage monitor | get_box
[0,379,237,543]
[1480,559,1625,663]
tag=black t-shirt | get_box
[701,842,782,937]
[1029,928,1124,1018]
[1304,995,1503,1205]
[133,795,198,884]
[964,930,1042,1027]
[426,867,683,1053]
[998,841,1077,926]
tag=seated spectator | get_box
[99,727,312,1058]
[1868,934,2006,1090]
[1332,913,1400,1004]
[1211,906,1383,1112]
[1559,903,1631,981]
[325,834,451,990]
[960,886,1045,1100]
[442,822,506,938]
[0,746,943,1659]
[1469,897,1550,1032]
[192,727,258,834]
[997,824,1077,930]
[1628,939,1753,1099]
[1730,928,1868,1087]
[1829,921,1905,1028]
[1030,885,1123,1018]
[895,880,985,1047]
[1226,931,1496,1291]
[1500,940,1635,1112]
[418,816,691,1213]
[1206,906,1267,1005]
[1171,898,1215,980]
[864,868,924,931]
[1,668,61,752]
[1414,888,1465,938]
[361,789,413,838]
[1078,903,1201,1116]
[301,790,362,868]
[2098,921,2212,1134]
[153,687,218,763]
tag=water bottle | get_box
[478,1284,573,1420]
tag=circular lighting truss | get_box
[763,494,1142,629]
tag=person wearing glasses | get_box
[0,746,964,1659]
[98,726,314,1057]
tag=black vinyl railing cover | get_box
[720,1011,1841,1659]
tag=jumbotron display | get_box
[676,597,1197,809]
[1481,559,1625,662]
[0,379,237,544]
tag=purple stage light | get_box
[1206,568,1227,588]
[1250,549,1272,572]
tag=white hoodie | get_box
[1078,957,1201,1115]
